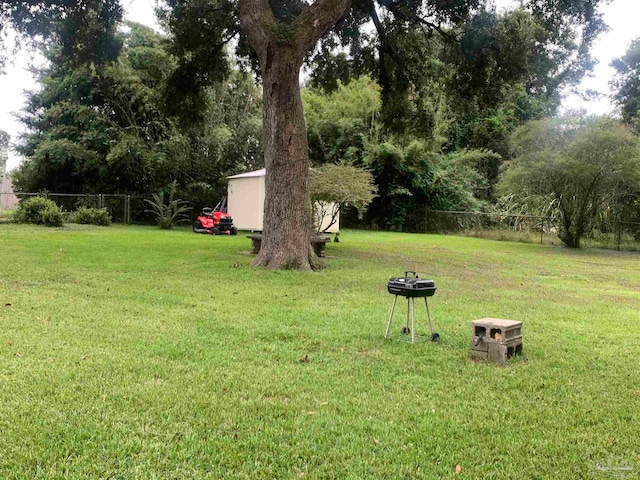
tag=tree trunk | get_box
[560,210,581,248]
[239,0,354,269]
[252,48,317,269]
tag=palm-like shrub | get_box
[144,181,190,229]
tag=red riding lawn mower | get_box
[192,196,238,235]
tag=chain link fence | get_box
[0,191,197,225]
[3,192,639,251]
[425,210,556,244]
[585,219,640,251]
[424,210,640,251]
[0,192,134,223]
[0,192,145,223]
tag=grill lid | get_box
[387,271,436,297]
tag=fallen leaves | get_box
[455,464,462,474]
[15,352,22,358]
[300,354,309,363]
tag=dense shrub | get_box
[40,203,65,227]
[73,207,112,226]
[15,197,51,224]
[15,197,65,227]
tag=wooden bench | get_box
[246,234,331,257]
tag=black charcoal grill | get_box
[386,271,439,343]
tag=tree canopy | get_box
[13,15,263,205]
[0,128,8,150]
[0,0,123,70]
[303,76,506,229]
[611,37,640,130]
[499,115,640,248]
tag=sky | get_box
[1,0,639,172]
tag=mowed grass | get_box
[1,225,639,479]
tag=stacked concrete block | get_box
[470,318,523,363]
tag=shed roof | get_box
[227,168,265,179]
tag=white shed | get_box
[227,168,339,233]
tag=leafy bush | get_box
[41,203,65,227]
[15,197,52,224]
[310,164,377,233]
[14,197,65,227]
[144,181,190,229]
[73,207,112,226]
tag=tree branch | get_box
[377,0,461,44]
[294,0,355,54]
[213,27,241,51]
[412,16,461,44]
[239,0,277,63]
[367,0,386,42]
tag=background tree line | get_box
[6,1,264,209]
[3,0,639,249]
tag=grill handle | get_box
[404,271,418,278]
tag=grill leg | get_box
[385,295,398,338]
[411,297,415,343]
[405,298,411,333]
[424,297,434,335]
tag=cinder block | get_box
[488,342,508,363]
[470,348,488,360]
[471,318,523,363]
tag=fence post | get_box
[540,217,544,245]
[125,195,130,224]
[425,207,429,233]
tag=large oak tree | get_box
[162,0,606,269]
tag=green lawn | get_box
[1,224,639,479]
